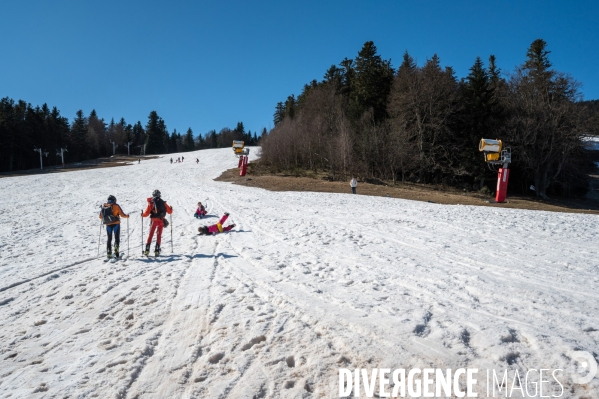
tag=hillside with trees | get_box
[261,39,598,197]
[0,103,261,172]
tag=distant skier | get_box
[194,202,207,219]
[196,158,199,164]
[99,195,130,258]
[142,190,173,256]
[350,176,357,194]
[170,158,173,164]
[198,213,235,235]
[182,156,184,162]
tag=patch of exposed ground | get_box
[0,155,160,179]
[215,162,599,215]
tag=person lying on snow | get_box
[194,202,207,219]
[198,213,235,235]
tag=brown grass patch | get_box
[215,162,599,215]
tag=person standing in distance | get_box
[142,189,173,256]
[350,176,357,194]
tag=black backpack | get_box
[101,204,118,224]
[151,198,167,219]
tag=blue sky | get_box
[1,1,597,137]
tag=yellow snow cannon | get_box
[479,138,502,153]
[232,140,245,155]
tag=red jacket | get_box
[142,197,172,218]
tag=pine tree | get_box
[524,39,552,83]
[71,110,88,161]
[274,102,285,126]
[284,96,296,120]
[457,56,499,184]
[145,111,165,154]
[184,128,195,150]
[351,41,394,122]
[208,130,217,148]
[169,130,178,152]
[234,121,245,141]
[506,39,586,197]
[132,121,144,150]
[488,55,501,93]
[87,109,104,158]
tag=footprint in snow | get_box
[208,352,225,364]
[241,335,267,351]
[286,355,295,368]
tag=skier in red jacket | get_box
[142,189,173,255]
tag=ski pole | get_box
[141,210,144,256]
[170,213,173,253]
[127,217,130,257]
[98,219,102,257]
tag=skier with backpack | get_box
[99,195,130,259]
[198,213,235,235]
[142,189,173,256]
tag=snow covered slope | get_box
[1,148,598,398]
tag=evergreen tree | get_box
[70,110,88,161]
[145,111,165,154]
[284,96,296,120]
[132,121,144,150]
[169,130,178,153]
[323,65,343,91]
[350,41,394,122]
[456,56,500,184]
[87,109,105,158]
[523,39,552,83]
[488,55,501,93]
[339,57,355,98]
[274,102,285,126]
[184,128,195,150]
[506,39,587,197]
[234,121,245,141]
[208,130,217,147]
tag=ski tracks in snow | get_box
[1,148,598,397]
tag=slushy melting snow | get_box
[1,148,598,398]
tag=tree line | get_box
[261,39,598,197]
[0,101,262,172]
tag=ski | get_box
[104,253,125,263]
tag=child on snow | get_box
[194,202,207,219]
[198,213,235,235]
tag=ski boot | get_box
[106,248,112,259]
[114,244,120,258]
[144,243,151,256]
[154,244,161,257]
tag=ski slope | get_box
[1,148,598,398]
